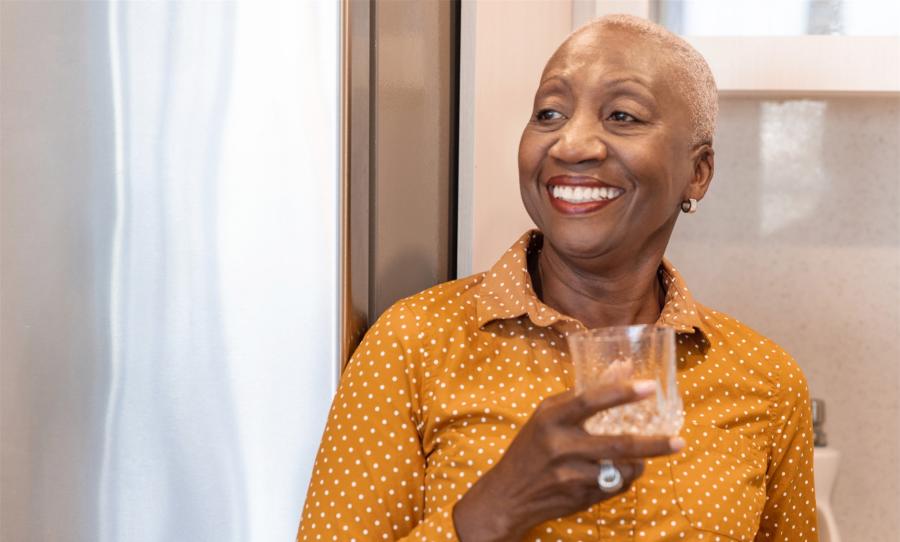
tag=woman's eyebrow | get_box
[536,74,571,93]
[600,76,657,99]
[602,75,652,88]
[536,72,660,111]
[600,77,659,106]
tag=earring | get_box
[681,198,698,214]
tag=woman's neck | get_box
[533,240,666,330]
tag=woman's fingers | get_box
[537,382,683,461]
[569,459,646,495]
[549,430,683,463]
[623,458,645,481]
[596,459,644,492]
[453,384,676,540]
[549,380,657,426]
[578,433,684,460]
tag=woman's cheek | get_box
[519,131,542,164]
[617,144,667,187]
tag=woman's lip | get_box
[547,191,616,215]
[545,182,624,215]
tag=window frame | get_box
[573,0,900,95]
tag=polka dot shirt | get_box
[297,230,817,541]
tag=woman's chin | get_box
[540,223,621,261]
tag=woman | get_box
[298,14,816,542]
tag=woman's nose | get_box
[547,117,608,164]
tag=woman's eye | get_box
[608,111,639,123]
[536,109,564,121]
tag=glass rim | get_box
[567,323,675,344]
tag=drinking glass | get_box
[567,324,683,437]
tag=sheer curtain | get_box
[1,2,340,541]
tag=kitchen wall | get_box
[667,96,900,541]
[458,2,900,539]
[457,0,572,276]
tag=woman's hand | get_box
[452,381,684,542]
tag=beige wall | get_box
[458,3,900,540]
[457,0,568,276]
[669,96,900,541]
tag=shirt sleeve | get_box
[297,302,461,542]
[755,351,819,541]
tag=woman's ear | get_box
[686,144,714,201]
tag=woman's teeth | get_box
[550,185,624,203]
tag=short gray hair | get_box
[577,14,718,145]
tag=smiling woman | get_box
[297,14,817,542]
[516,16,716,332]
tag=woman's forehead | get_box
[538,30,687,112]
[542,28,667,85]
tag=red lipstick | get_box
[545,175,624,215]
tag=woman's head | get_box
[519,15,717,268]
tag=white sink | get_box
[814,447,841,542]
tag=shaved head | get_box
[565,15,718,145]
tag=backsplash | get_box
[666,96,900,542]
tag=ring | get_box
[597,460,624,493]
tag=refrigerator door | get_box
[1,2,340,541]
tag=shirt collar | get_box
[475,230,708,340]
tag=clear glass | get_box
[568,325,683,437]
[652,0,900,36]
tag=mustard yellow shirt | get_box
[298,230,817,541]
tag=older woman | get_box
[298,14,816,542]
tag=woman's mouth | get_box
[547,182,625,215]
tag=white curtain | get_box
[1,2,340,541]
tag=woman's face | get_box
[519,28,711,265]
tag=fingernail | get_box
[632,380,657,396]
[669,437,685,451]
